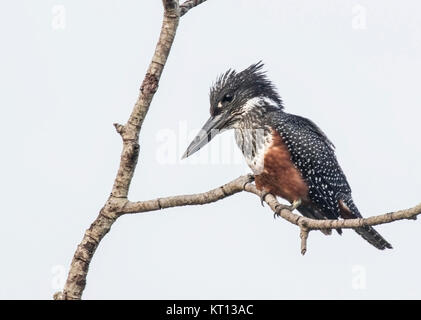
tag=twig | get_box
[180,0,208,16]
[299,227,309,256]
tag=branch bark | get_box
[180,0,208,16]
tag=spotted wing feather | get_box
[272,113,351,220]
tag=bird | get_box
[182,62,392,250]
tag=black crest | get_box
[209,61,283,116]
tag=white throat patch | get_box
[241,96,279,113]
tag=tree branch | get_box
[117,176,420,256]
[299,227,309,256]
[180,0,208,16]
[56,0,212,301]
[121,175,253,214]
[55,0,183,300]
[118,175,421,231]
[243,183,421,229]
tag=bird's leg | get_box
[274,198,302,219]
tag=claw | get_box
[273,199,302,219]
[242,174,255,190]
[260,189,270,207]
[273,204,288,219]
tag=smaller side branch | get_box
[299,227,309,255]
[180,0,208,16]
[113,123,125,136]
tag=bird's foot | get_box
[273,199,302,219]
[242,174,255,190]
[260,189,271,207]
[290,198,302,211]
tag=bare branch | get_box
[112,0,180,199]
[116,174,420,237]
[113,123,124,135]
[244,183,421,230]
[120,177,420,255]
[299,227,309,256]
[120,176,421,232]
[57,0,213,300]
[180,0,208,16]
[55,0,181,300]
[122,175,253,214]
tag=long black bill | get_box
[182,114,227,159]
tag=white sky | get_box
[1,0,421,299]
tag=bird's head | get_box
[182,61,282,159]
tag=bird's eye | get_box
[221,94,233,103]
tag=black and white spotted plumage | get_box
[184,62,392,250]
[271,113,349,220]
[269,112,392,249]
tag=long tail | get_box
[341,196,393,250]
[354,226,393,250]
